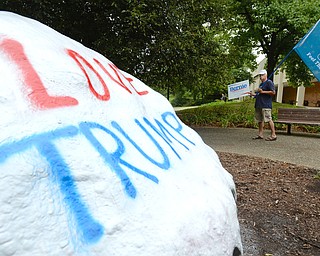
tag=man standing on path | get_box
[248,69,277,141]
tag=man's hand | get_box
[245,92,254,96]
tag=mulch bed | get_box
[218,152,320,256]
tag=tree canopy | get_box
[232,0,320,86]
[1,0,319,99]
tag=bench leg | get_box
[287,124,291,135]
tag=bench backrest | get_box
[277,108,320,122]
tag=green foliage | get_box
[177,99,256,127]
[284,50,315,88]
[170,90,193,107]
[176,100,320,133]
[0,0,106,49]
[1,0,319,99]
[0,0,256,101]
[231,0,320,85]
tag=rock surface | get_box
[0,12,242,255]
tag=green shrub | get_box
[176,100,320,133]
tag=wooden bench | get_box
[275,108,320,134]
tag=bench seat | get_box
[275,108,320,134]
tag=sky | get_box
[0,11,242,256]
[253,47,266,64]
[256,54,266,63]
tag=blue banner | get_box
[294,20,320,81]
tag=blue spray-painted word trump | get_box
[0,111,195,244]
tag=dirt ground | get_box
[218,152,320,256]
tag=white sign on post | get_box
[227,80,250,100]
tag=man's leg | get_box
[258,121,264,137]
[254,108,264,138]
[269,120,276,138]
[263,108,277,140]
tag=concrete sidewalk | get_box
[193,127,320,170]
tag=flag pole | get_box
[268,48,295,80]
[268,19,320,80]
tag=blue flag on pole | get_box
[294,20,320,81]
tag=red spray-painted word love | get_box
[0,38,148,109]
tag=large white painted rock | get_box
[0,11,242,256]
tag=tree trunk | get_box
[266,53,278,82]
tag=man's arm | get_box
[258,80,276,96]
[257,88,276,96]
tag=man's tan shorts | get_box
[255,108,272,122]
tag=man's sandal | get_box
[252,135,263,140]
[265,136,277,141]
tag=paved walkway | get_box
[193,127,320,170]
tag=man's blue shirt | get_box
[255,79,275,109]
